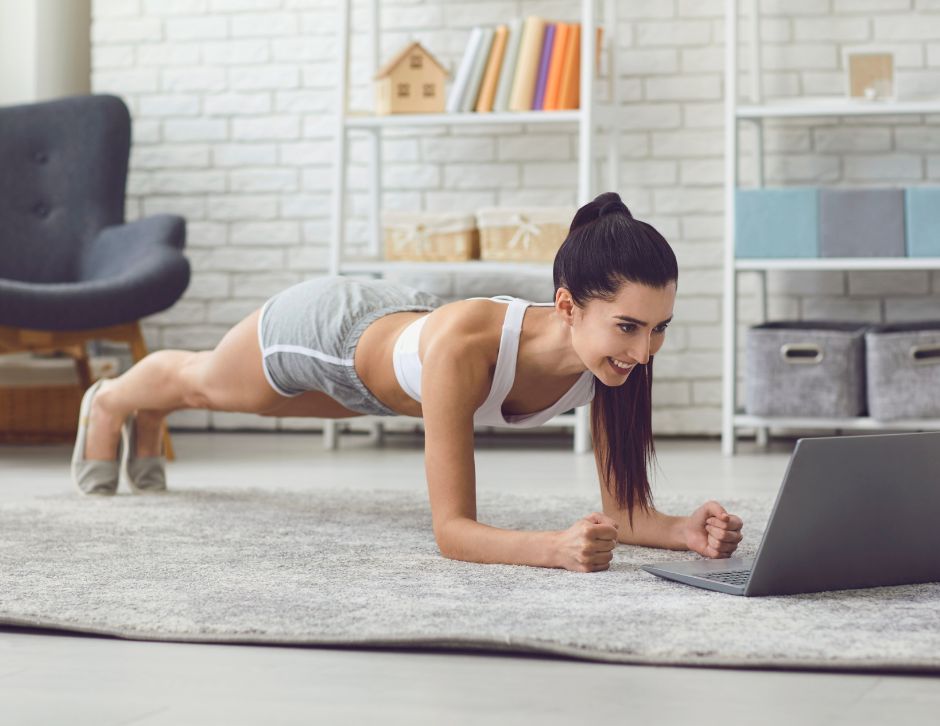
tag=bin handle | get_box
[910,344,940,365]
[780,343,823,364]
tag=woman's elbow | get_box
[433,519,468,561]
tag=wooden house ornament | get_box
[374,41,448,114]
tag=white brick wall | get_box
[90,0,940,435]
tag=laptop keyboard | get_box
[700,569,751,586]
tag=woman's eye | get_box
[619,323,669,334]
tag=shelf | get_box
[735,414,940,432]
[735,257,940,271]
[736,97,940,119]
[722,0,940,455]
[340,260,552,275]
[330,0,611,454]
[344,106,615,130]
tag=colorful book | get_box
[557,22,580,110]
[461,26,494,113]
[532,23,556,110]
[446,26,483,113]
[508,16,546,112]
[543,23,569,111]
[556,25,604,110]
[493,18,523,113]
[476,24,509,113]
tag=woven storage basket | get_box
[382,211,479,262]
[0,354,120,444]
[866,321,940,420]
[0,386,83,443]
[476,207,574,262]
[744,321,869,418]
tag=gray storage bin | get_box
[866,321,940,420]
[745,321,869,418]
[819,188,905,258]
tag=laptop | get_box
[641,431,940,596]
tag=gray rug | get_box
[1,486,938,672]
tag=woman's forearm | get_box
[436,518,559,568]
[616,508,688,550]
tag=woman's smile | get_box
[607,356,636,375]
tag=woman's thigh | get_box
[196,308,364,418]
[258,389,363,419]
[191,308,286,414]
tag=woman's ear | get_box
[554,287,577,326]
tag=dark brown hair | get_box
[552,192,678,525]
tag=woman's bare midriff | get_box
[354,310,430,417]
[354,301,585,422]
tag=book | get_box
[446,26,483,113]
[475,24,509,113]
[461,26,494,113]
[557,22,580,110]
[556,25,604,110]
[532,23,556,110]
[493,18,523,113]
[508,16,546,112]
[542,22,569,111]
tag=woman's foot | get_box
[72,379,122,495]
[84,380,124,461]
[121,410,168,493]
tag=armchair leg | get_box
[68,344,93,390]
[127,323,176,462]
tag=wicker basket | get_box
[476,207,574,262]
[0,385,84,443]
[0,354,120,444]
[382,211,479,262]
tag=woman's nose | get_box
[629,334,652,365]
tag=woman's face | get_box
[560,280,676,386]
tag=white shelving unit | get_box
[722,0,940,455]
[326,0,623,452]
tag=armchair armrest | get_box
[78,215,187,284]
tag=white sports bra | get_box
[392,295,595,428]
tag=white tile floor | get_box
[1,431,937,725]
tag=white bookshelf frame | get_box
[326,0,623,452]
[722,0,940,455]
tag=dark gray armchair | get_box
[0,94,190,456]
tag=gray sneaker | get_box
[71,379,121,496]
[120,411,167,493]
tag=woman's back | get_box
[354,295,592,424]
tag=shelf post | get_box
[325,0,352,450]
[604,0,620,193]
[578,0,595,206]
[365,0,385,445]
[722,0,739,455]
[330,0,351,278]
[575,0,597,456]
[366,0,382,260]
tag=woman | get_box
[71,192,744,572]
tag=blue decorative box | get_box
[905,187,940,258]
[819,188,905,258]
[735,188,818,258]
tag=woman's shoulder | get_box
[421,297,508,362]
[429,297,511,334]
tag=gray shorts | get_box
[257,276,441,415]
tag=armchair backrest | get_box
[0,94,130,283]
